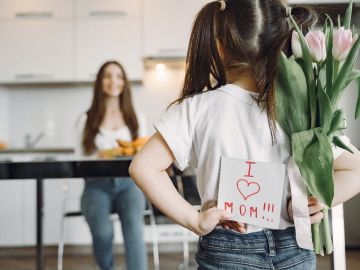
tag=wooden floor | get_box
[0,246,359,270]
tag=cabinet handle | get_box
[89,10,127,17]
[15,74,53,80]
[15,11,54,18]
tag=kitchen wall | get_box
[0,87,9,144]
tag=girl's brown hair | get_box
[174,0,317,141]
[82,61,139,155]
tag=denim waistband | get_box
[200,227,298,255]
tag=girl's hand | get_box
[220,220,247,233]
[287,196,325,224]
[195,207,233,235]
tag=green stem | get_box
[310,66,317,129]
[312,222,324,255]
[333,61,340,84]
[316,64,321,127]
[321,208,333,254]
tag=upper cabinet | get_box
[143,0,208,58]
[0,1,74,84]
[0,0,143,84]
[0,0,73,19]
[0,20,74,83]
[74,0,143,81]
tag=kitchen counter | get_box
[0,147,74,154]
[0,148,75,162]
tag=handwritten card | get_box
[217,156,286,229]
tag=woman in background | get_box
[76,60,148,270]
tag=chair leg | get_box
[147,207,160,270]
[181,227,190,270]
[57,214,66,270]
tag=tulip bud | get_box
[333,27,357,62]
[305,31,327,63]
[291,31,304,59]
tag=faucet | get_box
[24,132,46,148]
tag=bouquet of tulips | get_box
[276,1,360,255]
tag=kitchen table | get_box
[0,158,132,270]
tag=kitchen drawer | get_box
[75,0,141,18]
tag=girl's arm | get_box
[129,132,232,235]
[288,143,360,223]
[332,143,360,207]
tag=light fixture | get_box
[156,63,166,72]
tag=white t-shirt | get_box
[155,84,294,233]
[75,111,147,157]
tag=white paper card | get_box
[217,156,286,229]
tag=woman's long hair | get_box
[173,0,317,142]
[82,61,139,155]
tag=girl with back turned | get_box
[130,1,360,269]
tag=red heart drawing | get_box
[236,179,261,201]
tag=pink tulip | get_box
[291,31,304,59]
[305,31,327,62]
[332,27,357,61]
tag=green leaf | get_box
[356,78,360,119]
[345,69,360,89]
[276,53,309,137]
[325,15,334,91]
[344,0,353,30]
[352,25,358,37]
[292,128,334,207]
[329,109,347,134]
[290,16,317,128]
[330,36,360,106]
[317,83,333,133]
[333,136,354,154]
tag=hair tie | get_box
[218,0,226,11]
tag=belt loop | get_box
[264,230,276,256]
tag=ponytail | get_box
[178,2,226,103]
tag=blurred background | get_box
[0,0,359,269]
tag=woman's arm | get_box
[129,132,232,235]
[332,143,360,206]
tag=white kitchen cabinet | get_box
[0,19,74,83]
[75,0,141,18]
[0,181,25,246]
[0,0,73,19]
[143,0,208,58]
[75,17,143,81]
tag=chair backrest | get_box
[172,165,200,204]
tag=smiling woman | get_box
[74,60,149,270]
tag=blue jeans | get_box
[196,227,316,270]
[81,177,147,270]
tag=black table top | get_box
[0,158,132,180]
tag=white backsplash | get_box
[0,87,9,144]
[4,68,184,149]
